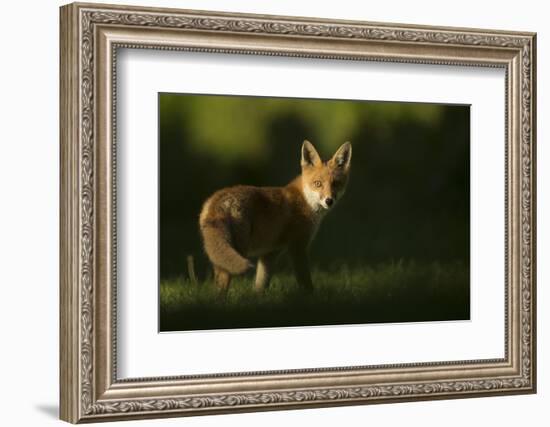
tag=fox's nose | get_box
[325,197,334,207]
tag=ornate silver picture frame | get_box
[60,2,536,423]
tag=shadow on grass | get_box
[160,260,469,332]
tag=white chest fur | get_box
[302,183,327,240]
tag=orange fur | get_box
[199,140,352,292]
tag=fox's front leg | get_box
[254,253,279,293]
[289,245,313,291]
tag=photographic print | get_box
[159,93,470,332]
[60,4,536,421]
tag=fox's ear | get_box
[301,140,322,168]
[331,142,352,170]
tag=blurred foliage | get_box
[159,93,469,280]
[160,95,444,163]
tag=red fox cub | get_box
[199,140,352,293]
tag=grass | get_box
[159,260,469,332]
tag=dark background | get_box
[159,93,470,281]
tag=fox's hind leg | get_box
[214,266,232,295]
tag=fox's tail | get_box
[200,221,252,275]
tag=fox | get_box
[199,140,352,293]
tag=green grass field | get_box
[159,260,469,332]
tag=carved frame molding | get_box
[60,2,536,423]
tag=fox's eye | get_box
[314,180,322,188]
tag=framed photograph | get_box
[60,2,537,423]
